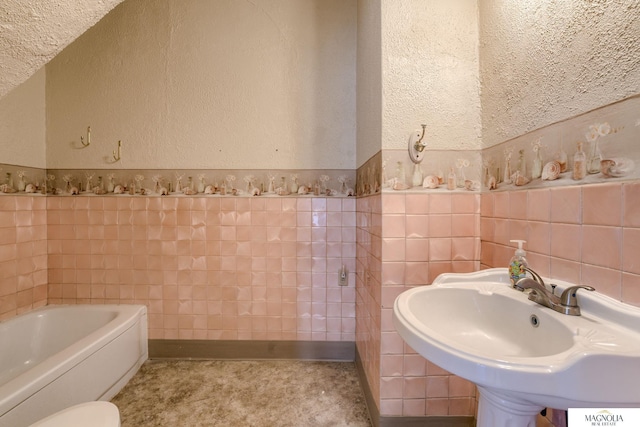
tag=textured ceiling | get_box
[0,0,124,99]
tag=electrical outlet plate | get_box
[339,266,348,286]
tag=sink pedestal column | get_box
[477,387,544,427]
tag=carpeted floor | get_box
[111,360,372,427]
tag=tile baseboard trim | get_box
[148,339,355,362]
[380,416,475,427]
[355,346,475,427]
[355,345,381,427]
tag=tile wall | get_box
[357,191,480,418]
[3,178,638,425]
[356,193,382,413]
[481,180,640,427]
[481,181,640,307]
[357,179,640,423]
[0,195,48,319]
[46,195,357,341]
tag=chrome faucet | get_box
[514,268,595,316]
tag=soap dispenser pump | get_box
[509,240,528,287]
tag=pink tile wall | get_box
[0,195,48,320]
[481,181,640,307]
[358,192,479,418]
[356,194,382,412]
[380,192,479,417]
[46,196,356,341]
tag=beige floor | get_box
[111,360,372,427]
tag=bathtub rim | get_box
[0,304,147,417]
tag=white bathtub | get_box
[0,305,148,427]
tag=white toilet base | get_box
[28,402,120,427]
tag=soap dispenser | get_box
[508,240,528,287]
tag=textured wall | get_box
[479,0,640,148]
[356,0,383,168]
[45,0,356,170]
[0,69,46,168]
[0,0,124,99]
[381,0,481,151]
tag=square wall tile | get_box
[426,376,449,398]
[480,217,494,242]
[451,214,478,238]
[405,239,429,262]
[381,262,405,285]
[622,273,640,307]
[382,194,406,214]
[550,223,581,262]
[404,262,429,285]
[382,215,406,238]
[406,215,429,238]
[382,239,406,262]
[550,186,582,224]
[429,239,452,262]
[428,215,452,238]
[493,192,509,219]
[403,354,427,376]
[623,182,640,227]
[508,191,527,220]
[527,188,550,222]
[583,183,622,226]
[452,238,479,261]
[550,257,581,284]
[402,399,426,417]
[403,377,426,399]
[581,264,621,301]
[425,398,449,416]
[582,225,622,269]
[480,193,494,218]
[527,221,550,255]
[452,194,479,214]
[406,194,429,214]
[429,194,451,214]
[623,228,640,275]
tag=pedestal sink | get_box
[393,268,640,427]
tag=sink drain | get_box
[530,314,540,328]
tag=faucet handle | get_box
[560,285,595,308]
[523,267,545,287]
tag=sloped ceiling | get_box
[0,0,124,99]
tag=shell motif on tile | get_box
[542,161,562,181]
[601,158,635,178]
[422,175,440,189]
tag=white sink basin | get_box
[393,268,640,426]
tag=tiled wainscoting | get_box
[355,181,640,424]
[0,196,47,318]
[46,195,357,341]
[357,191,480,421]
[481,181,640,305]
[2,179,639,426]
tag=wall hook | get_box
[113,140,122,162]
[416,124,426,148]
[408,124,427,163]
[80,126,91,147]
